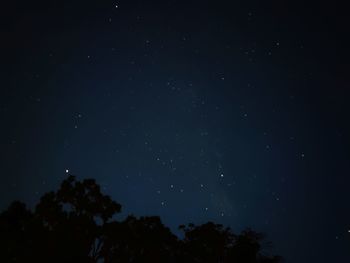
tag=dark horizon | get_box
[1,1,350,262]
[1,175,283,262]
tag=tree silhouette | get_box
[100,215,179,262]
[0,176,282,262]
[35,176,121,263]
[178,222,234,262]
[0,201,34,262]
[178,223,281,263]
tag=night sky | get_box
[1,1,350,262]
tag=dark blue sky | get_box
[1,1,350,262]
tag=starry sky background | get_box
[1,0,350,262]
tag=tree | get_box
[179,222,235,262]
[179,223,282,263]
[34,175,121,263]
[0,176,282,263]
[0,201,35,262]
[101,215,179,262]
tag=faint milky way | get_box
[1,1,350,263]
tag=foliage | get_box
[0,176,282,263]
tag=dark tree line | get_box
[0,176,282,262]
